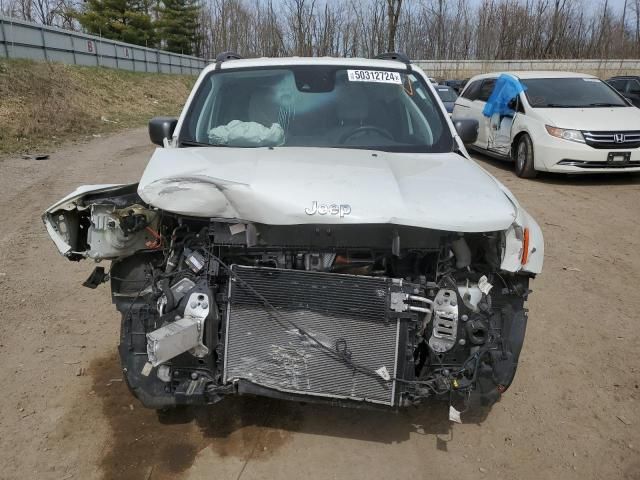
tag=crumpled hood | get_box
[138,147,517,232]
[536,106,640,130]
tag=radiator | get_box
[223,266,406,406]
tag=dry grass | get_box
[0,59,195,155]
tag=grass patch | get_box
[0,59,195,155]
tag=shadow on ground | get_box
[87,351,489,479]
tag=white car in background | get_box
[453,71,640,177]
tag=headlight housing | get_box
[545,125,585,143]
[500,208,544,274]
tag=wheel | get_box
[514,134,537,178]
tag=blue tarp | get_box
[482,74,526,117]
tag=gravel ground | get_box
[0,128,638,480]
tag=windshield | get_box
[179,66,453,152]
[521,78,628,108]
[436,86,458,102]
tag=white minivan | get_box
[453,71,640,177]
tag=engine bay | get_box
[45,186,532,412]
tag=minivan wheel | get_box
[514,134,537,178]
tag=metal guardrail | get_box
[0,16,206,75]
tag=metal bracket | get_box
[390,291,409,312]
[390,291,433,315]
[428,289,459,353]
[185,292,210,358]
[146,292,210,366]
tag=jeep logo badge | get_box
[305,201,351,217]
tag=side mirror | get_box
[507,98,518,110]
[452,118,479,145]
[149,117,178,147]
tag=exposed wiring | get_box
[123,275,153,346]
[206,251,480,393]
[117,227,485,398]
[144,226,163,249]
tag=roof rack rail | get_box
[374,52,411,64]
[214,51,243,70]
[215,51,243,63]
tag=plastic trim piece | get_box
[374,52,411,64]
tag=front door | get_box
[474,78,497,148]
[627,79,640,108]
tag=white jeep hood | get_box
[137,147,517,232]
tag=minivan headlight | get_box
[545,126,585,143]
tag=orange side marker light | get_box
[521,227,530,265]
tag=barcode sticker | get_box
[347,70,402,84]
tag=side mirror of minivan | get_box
[149,117,178,147]
[452,118,479,145]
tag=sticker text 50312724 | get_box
[347,70,402,84]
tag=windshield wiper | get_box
[580,103,625,107]
[180,139,226,147]
[534,103,624,108]
[534,103,576,108]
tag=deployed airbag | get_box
[208,120,285,147]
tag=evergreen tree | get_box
[76,0,156,47]
[156,0,200,55]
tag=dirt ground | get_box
[0,128,638,480]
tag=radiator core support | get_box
[223,266,418,407]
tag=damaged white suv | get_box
[43,54,543,413]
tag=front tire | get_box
[514,134,537,178]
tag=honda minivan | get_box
[453,71,640,177]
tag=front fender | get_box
[500,206,544,274]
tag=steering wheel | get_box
[339,125,394,144]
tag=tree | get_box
[633,0,640,56]
[75,0,156,46]
[14,0,633,60]
[284,0,315,56]
[156,0,201,55]
[386,0,402,52]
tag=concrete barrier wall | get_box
[0,16,206,75]
[414,59,640,80]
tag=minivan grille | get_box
[582,130,640,149]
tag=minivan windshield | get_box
[521,77,628,108]
[436,86,458,102]
[179,66,453,152]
